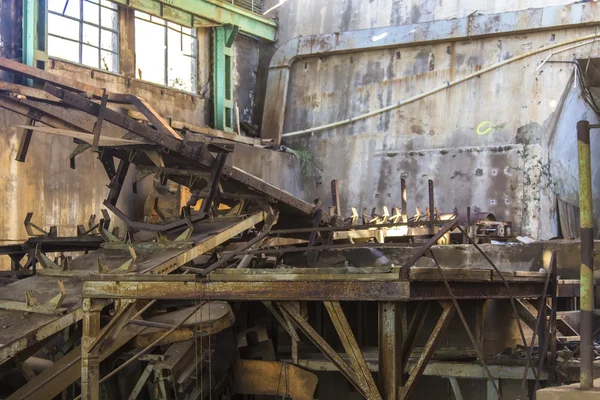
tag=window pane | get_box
[48,13,80,40]
[85,0,99,4]
[100,6,117,29]
[135,17,165,85]
[83,1,99,25]
[100,0,117,9]
[150,16,165,25]
[82,44,99,68]
[100,50,118,72]
[48,35,79,63]
[135,10,150,19]
[82,23,99,46]
[101,29,118,51]
[167,29,196,93]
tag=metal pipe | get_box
[281,33,600,139]
[577,119,594,389]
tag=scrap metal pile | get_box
[0,58,473,399]
[0,57,584,400]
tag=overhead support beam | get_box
[213,25,238,131]
[109,0,276,41]
[261,2,600,143]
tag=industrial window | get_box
[134,11,198,93]
[47,0,119,73]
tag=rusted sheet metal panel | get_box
[233,359,318,400]
[269,3,600,69]
[83,280,412,301]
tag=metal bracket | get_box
[70,143,92,169]
[35,244,66,271]
[0,280,67,315]
[24,212,57,237]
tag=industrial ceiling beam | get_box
[110,0,276,41]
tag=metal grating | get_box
[225,0,263,15]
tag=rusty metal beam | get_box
[325,301,381,399]
[379,302,400,400]
[83,280,412,301]
[278,301,367,397]
[397,301,455,400]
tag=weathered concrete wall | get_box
[48,59,210,126]
[258,0,600,237]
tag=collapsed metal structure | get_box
[0,59,592,400]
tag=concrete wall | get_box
[258,0,600,237]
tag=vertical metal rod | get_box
[428,180,434,232]
[378,302,399,400]
[577,119,594,389]
[331,179,341,216]
[401,178,407,223]
[465,206,471,244]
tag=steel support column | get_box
[379,302,400,400]
[81,299,102,400]
[577,120,594,389]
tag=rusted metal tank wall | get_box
[260,0,600,238]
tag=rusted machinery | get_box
[0,59,590,400]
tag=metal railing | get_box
[224,0,263,14]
